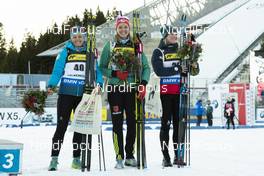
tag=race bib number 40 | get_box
[64,62,86,78]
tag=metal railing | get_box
[0,86,58,108]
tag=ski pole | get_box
[100,129,106,171]
[98,134,101,171]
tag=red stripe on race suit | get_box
[160,84,180,94]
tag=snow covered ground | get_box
[0,126,264,176]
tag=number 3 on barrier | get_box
[0,150,20,173]
[3,153,14,169]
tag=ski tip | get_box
[181,14,184,21]
[180,14,187,25]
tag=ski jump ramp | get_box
[191,0,264,87]
[36,0,264,89]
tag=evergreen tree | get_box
[3,39,18,73]
[95,6,107,26]
[0,22,7,71]
[18,33,37,73]
[0,6,110,74]
[106,9,113,21]
[83,8,90,27]
[67,14,82,27]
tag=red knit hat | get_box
[115,16,130,29]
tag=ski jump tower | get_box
[38,0,235,60]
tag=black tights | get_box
[160,94,180,159]
[108,87,136,160]
[51,94,82,157]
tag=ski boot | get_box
[71,157,81,169]
[125,157,137,167]
[173,156,186,166]
[162,158,173,167]
[115,159,124,169]
[48,156,58,171]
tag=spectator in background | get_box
[224,97,235,129]
[205,100,213,126]
[195,99,204,126]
